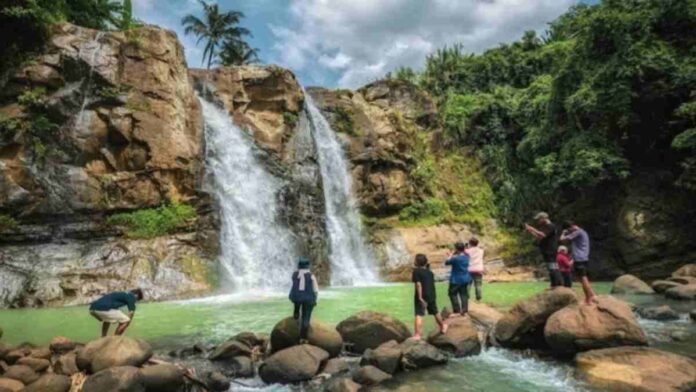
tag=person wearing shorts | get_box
[89,289,144,337]
[412,254,446,339]
[561,221,597,304]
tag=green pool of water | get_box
[0,282,612,347]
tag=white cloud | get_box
[271,0,576,88]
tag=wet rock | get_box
[651,280,681,293]
[690,309,696,322]
[28,347,50,360]
[337,311,411,353]
[140,363,185,392]
[49,337,77,354]
[4,349,28,365]
[15,357,49,372]
[360,340,402,374]
[637,305,680,321]
[322,358,350,376]
[270,317,343,357]
[76,336,152,373]
[259,344,329,384]
[208,340,252,361]
[229,332,263,348]
[352,365,392,386]
[229,356,254,378]
[544,296,647,356]
[428,316,481,357]
[468,302,504,331]
[3,365,39,385]
[20,374,71,392]
[576,347,696,392]
[670,331,688,342]
[53,352,79,376]
[668,276,696,285]
[81,366,145,392]
[326,377,361,392]
[672,264,696,278]
[399,339,448,370]
[493,287,578,349]
[665,284,696,300]
[0,378,23,392]
[205,371,230,392]
[611,274,655,295]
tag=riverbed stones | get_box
[575,347,696,392]
[399,339,448,370]
[322,358,350,375]
[3,365,38,385]
[0,378,23,392]
[352,365,392,386]
[360,340,402,374]
[544,296,647,356]
[81,366,146,392]
[611,274,654,295]
[53,352,79,376]
[672,263,696,278]
[229,355,254,378]
[428,316,481,357]
[337,311,411,353]
[49,337,77,354]
[493,287,578,349]
[205,371,230,392]
[28,347,50,360]
[637,305,680,321]
[208,340,252,361]
[4,349,28,364]
[139,363,186,392]
[259,344,329,384]
[270,317,343,357]
[21,374,71,392]
[665,284,696,300]
[326,377,361,392]
[15,357,49,372]
[651,280,681,293]
[468,302,503,331]
[77,336,153,373]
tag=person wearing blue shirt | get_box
[445,242,472,316]
[89,289,144,337]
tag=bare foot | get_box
[585,296,599,305]
[411,334,422,341]
[441,323,449,334]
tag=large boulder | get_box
[208,340,252,361]
[0,378,23,392]
[81,366,146,392]
[672,264,696,278]
[360,340,402,374]
[637,305,680,321]
[326,377,361,392]
[399,339,448,370]
[428,316,481,357]
[20,374,71,392]
[576,347,696,392]
[321,358,350,376]
[140,364,185,392]
[228,356,254,378]
[493,287,578,349]
[611,275,654,295]
[667,276,696,285]
[336,312,411,353]
[49,337,77,355]
[53,352,79,376]
[3,365,38,385]
[76,336,153,373]
[259,344,328,384]
[651,280,681,293]
[205,371,229,392]
[352,365,392,386]
[15,357,49,372]
[665,284,696,300]
[544,296,647,356]
[468,303,503,331]
[270,317,343,357]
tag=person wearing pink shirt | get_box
[466,237,484,301]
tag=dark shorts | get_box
[574,261,588,277]
[414,299,438,316]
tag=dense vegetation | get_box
[106,203,198,239]
[389,0,696,224]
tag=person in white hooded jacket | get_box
[466,237,485,301]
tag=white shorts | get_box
[91,309,131,324]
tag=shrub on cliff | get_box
[107,203,197,239]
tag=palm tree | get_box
[219,39,259,66]
[181,0,251,69]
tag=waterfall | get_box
[75,32,104,129]
[305,95,379,286]
[200,97,298,292]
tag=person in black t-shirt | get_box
[412,254,447,339]
[525,212,563,288]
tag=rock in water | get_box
[326,377,361,392]
[493,287,578,349]
[544,295,647,356]
[76,336,153,373]
[468,302,503,331]
[205,371,230,392]
[3,365,39,385]
[229,356,255,378]
[20,374,71,392]
[81,366,146,392]
[322,358,350,375]
[428,316,481,357]
[360,340,402,374]
[259,344,329,384]
[651,280,681,293]
[665,284,696,300]
[139,363,185,392]
[352,365,392,386]
[16,357,50,372]
[611,274,655,294]
[576,347,696,392]
[0,378,24,392]
[270,317,343,357]
[53,352,79,376]
[672,264,696,278]
[637,305,680,321]
[208,340,252,361]
[336,311,411,353]
[399,340,448,370]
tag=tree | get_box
[219,39,258,66]
[116,0,136,30]
[181,0,252,69]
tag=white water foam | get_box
[304,95,379,286]
[200,97,298,292]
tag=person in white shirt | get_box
[466,237,485,301]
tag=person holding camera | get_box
[524,212,563,288]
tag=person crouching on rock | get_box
[445,242,472,317]
[412,254,447,340]
[556,245,573,288]
[289,257,319,344]
[89,288,144,337]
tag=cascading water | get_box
[200,97,298,292]
[304,95,379,286]
[75,32,104,129]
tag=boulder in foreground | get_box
[77,336,152,373]
[270,317,343,357]
[259,344,328,384]
[544,296,647,356]
[611,274,654,295]
[399,339,448,370]
[352,365,392,386]
[360,340,402,374]
[337,311,410,353]
[650,280,681,293]
[672,263,696,278]
[576,347,696,392]
[428,316,481,357]
[0,378,24,392]
[20,374,71,392]
[81,366,146,392]
[664,284,696,300]
[139,363,186,392]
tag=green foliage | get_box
[332,107,356,135]
[0,114,23,135]
[386,66,419,85]
[283,111,298,128]
[0,214,17,231]
[18,87,47,109]
[107,203,198,239]
[219,39,259,66]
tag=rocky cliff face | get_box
[0,24,215,307]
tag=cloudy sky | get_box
[134,0,598,89]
